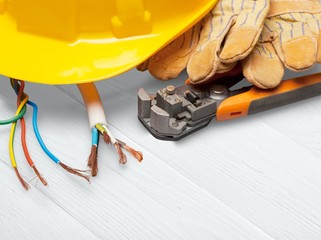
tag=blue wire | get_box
[27,100,60,164]
[11,80,60,164]
[91,127,99,146]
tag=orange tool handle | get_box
[216,73,321,121]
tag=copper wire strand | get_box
[87,145,97,168]
[59,162,91,183]
[102,131,111,145]
[116,139,143,162]
[32,166,48,186]
[14,168,30,190]
[124,145,143,162]
[95,124,110,144]
[15,80,48,186]
[87,145,98,177]
[13,79,89,184]
[91,152,98,177]
[98,123,142,164]
[99,124,128,164]
[114,142,127,164]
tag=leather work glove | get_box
[137,0,270,84]
[242,0,321,89]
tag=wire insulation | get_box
[13,80,48,186]
[77,83,107,128]
[10,78,89,183]
[9,95,29,168]
[0,106,26,125]
[27,100,60,164]
[91,127,99,146]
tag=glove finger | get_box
[220,0,270,63]
[304,12,321,62]
[147,23,201,80]
[187,8,237,83]
[268,14,317,71]
[242,41,284,89]
[188,61,237,84]
[187,62,243,85]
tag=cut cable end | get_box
[124,146,144,162]
[32,166,48,186]
[59,162,91,183]
[87,145,98,177]
[102,131,111,145]
[117,139,143,162]
[14,168,30,190]
[114,142,127,164]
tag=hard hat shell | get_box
[0,0,218,84]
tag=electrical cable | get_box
[87,127,99,176]
[9,95,29,167]
[28,100,90,182]
[10,79,90,182]
[0,106,26,125]
[77,82,143,175]
[13,80,48,186]
[8,81,30,190]
[92,127,99,146]
[27,100,60,164]
[10,79,59,163]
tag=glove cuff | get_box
[269,0,321,17]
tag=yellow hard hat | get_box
[0,0,218,84]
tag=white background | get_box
[0,66,321,239]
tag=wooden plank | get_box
[58,66,321,239]
[0,77,273,239]
[0,160,99,239]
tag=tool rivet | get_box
[172,122,179,127]
[166,97,171,101]
[166,85,175,95]
[211,85,226,95]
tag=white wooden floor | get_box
[1,65,321,240]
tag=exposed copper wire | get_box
[87,145,98,177]
[123,145,143,162]
[14,79,48,186]
[116,139,143,162]
[91,154,98,177]
[114,142,127,164]
[102,131,111,145]
[99,124,143,165]
[32,166,48,186]
[59,162,90,182]
[14,168,30,190]
[87,145,97,168]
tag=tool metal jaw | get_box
[138,84,231,140]
[138,72,321,141]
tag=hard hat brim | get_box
[0,0,218,84]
